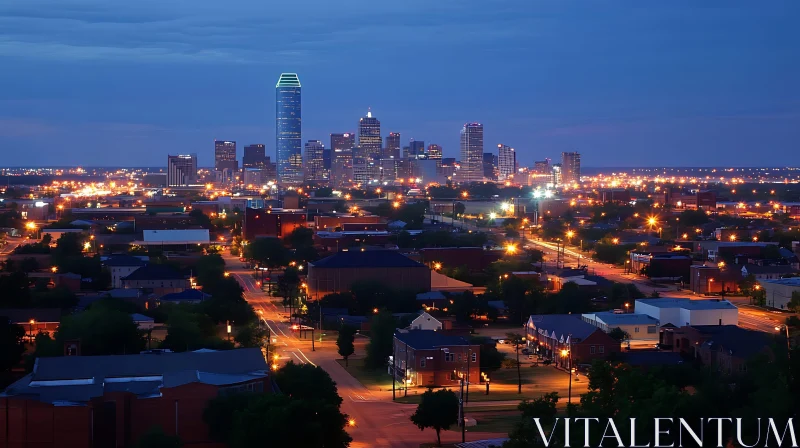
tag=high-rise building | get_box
[303,140,327,183]
[331,132,355,153]
[214,140,237,171]
[353,156,380,185]
[409,139,425,159]
[534,159,551,174]
[243,144,267,168]
[427,144,443,161]
[441,157,456,179]
[498,144,516,182]
[482,152,497,181]
[276,73,302,184]
[323,147,331,172]
[357,110,381,159]
[384,132,401,159]
[167,154,197,186]
[331,148,354,187]
[561,151,581,185]
[552,163,563,186]
[459,123,483,183]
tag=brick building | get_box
[243,208,306,240]
[419,247,503,272]
[313,215,385,231]
[392,330,480,388]
[306,250,431,300]
[661,325,772,374]
[121,264,190,296]
[525,314,621,368]
[0,349,271,448]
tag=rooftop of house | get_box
[583,311,660,326]
[690,325,773,359]
[130,313,154,322]
[311,250,425,269]
[759,277,800,287]
[635,298,737,311]
[740,264,798,275]
[545,268,587,278]
[122,264,187,282]
[2,348,269,404]
[617,351,684,366]
[394,329,472,350]
[526,314,600,341]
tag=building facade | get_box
[384,132,401,160]
[459,123,483,183]
[561,152,581,185]
[408,139,425,159]
[357,110,381,159]
[303,140,327,183]
[482,152,497,181]
[243,144,267,168]
[214,140,238,184]
[276,73,303,184]
[331,148,354,187]
[392,330,481,389]
[497,144,516,182]
[167,154,197,187]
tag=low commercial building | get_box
[314,215,385,231]
[392,329,480,388]
[525,314,621,368]
[307,250,431,300]
[102,254,148,288]
[582,311,660,342]
[313,230,391,252]
[688,264,741,295]
[139,229,210,246]
[634,298,738,327]
[419,247,503,272]
[0,308,61,339]
[243,208,306,240]
[757,277,800,310]
[121,264,190,295]
[662,325,772,373]
[0,349,270,447]
[629,251,692,281]
[740,263,798,280]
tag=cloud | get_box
[0,118,58,137]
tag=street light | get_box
[624,302,630,313]
[433,262,442,270]
[505,244,517,255]
[612,238,619,245]
[461,191,469,198]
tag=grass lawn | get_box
[335,358,394,391]
[470,410,522,434]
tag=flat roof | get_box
[761,277,800,287]
[583,312,660,326]
[635,298,737,310]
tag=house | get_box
[307,250,431,300]
[130,313,155,330]
[662,325,773,374]
[159,289,211,304]
[416,291,449,310]
[121,264,190,295]
[740,263,798,280]
[544,267,594,292]
[757,277,800,310]
[634,298,738,327]
[102,254,148,288]
[582,311,660,342]
[525,314,621,368]
[392,329,480,388]
[408,311,471,335]
[0,349,271,447]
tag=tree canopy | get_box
[409,388,460,447]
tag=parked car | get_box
[521,347,531,355]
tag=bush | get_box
[501,358,520,369]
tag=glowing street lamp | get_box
[729,234,737,242]
[612,238,619,245]
[433,262,442,270]
[505,244,517,255]
[461,191,469,198]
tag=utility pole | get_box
[392,341,396,401]
[459,376,466,443]
[465,346,471,404]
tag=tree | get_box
[229,394,352,448]
[506,332,525,394]
[364,310,396,369]
[53,232,85,258]
[336,325,356,367]
[234,322,267,348]
[54,305,146,355]
[504,392,560,448]
[477,340,506,372]
[273,361,343,407]
[608,327,629,343]
[789,291,800,312]
[203,393,260,444]
[0,319,25,372]
[243,237,290,289]
[188,209,212,229]
[409,388,459,447]
[161,308,231,352]
[135,426,181,448]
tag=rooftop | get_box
[635,298,737,310]
[583,311,660,326]
[394,329,472,350]
[159,289,211,302]
[760,277,800,287]
[102,254,148,267]
[0,308,61,324]
[122,264,187,282]
[691,325,773,358]
[311,250,425,269]
[276,73,301,88]
[526,314,599,341]
[740,264,798,275]
[3,349,269,404]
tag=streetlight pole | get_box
[459,376,466,443]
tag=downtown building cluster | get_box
[167,73,582,189]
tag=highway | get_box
[222,253,505,447]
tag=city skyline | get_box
[0,2,798,167]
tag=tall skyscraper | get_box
[384,132,401,159]
[459,123,483,183]
[357,109,381,159]
[276,73,302,184]
[534,159,551,174]
[482,152,498,181]
[552,163,563,186]
[498,144,516,182]
[243,144,267,168]
[330,133,355,153]
[409,139,425,159]
[331,148,353,187]
[561,151,581,184]
[303,140,327,183]
[167,154,197,186]
[214,140,237,171]
[427,144,443,161]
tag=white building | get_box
[582,311,661,342]
[102,255,148,289]
[634,298,738,328]
[409,311,443,331]
[140,229,210,246]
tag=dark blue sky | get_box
[1,1,798,167]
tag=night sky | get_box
[1,1,798,167]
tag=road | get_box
[222,253,505,447]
